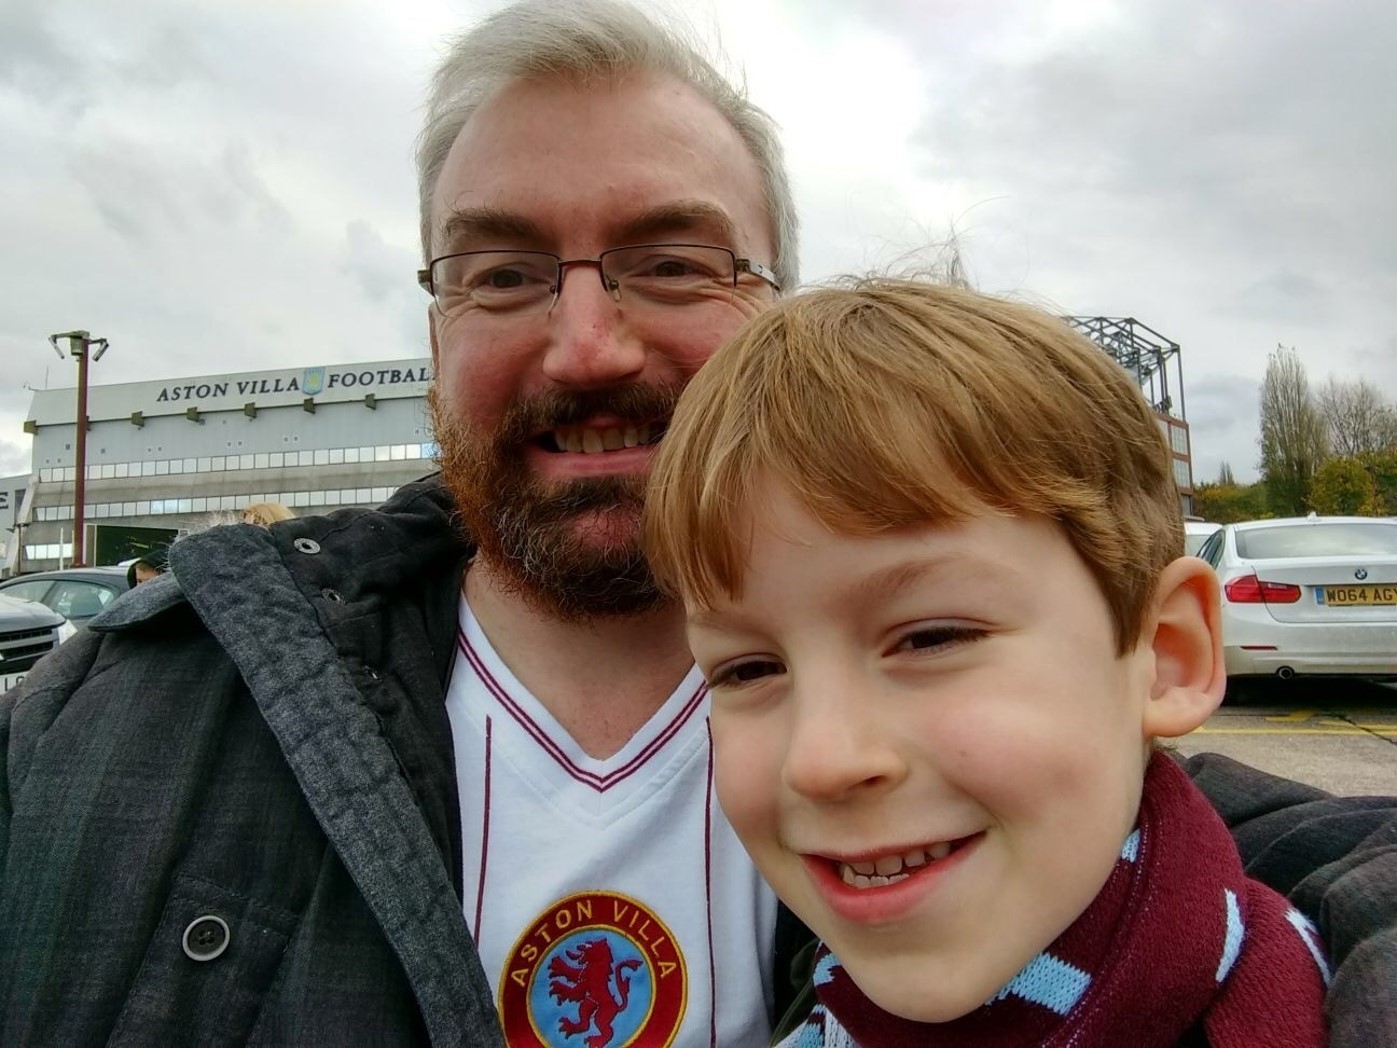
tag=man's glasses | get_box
[417,243,780,319]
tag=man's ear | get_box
[1140,557,1227,739]
[428,309,441,374]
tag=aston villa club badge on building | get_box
[499,891,687,1047]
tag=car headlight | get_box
[56,619,78,643]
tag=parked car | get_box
[0,593,75,694]
[1184,520,1222,556]
[1196,516,1397,685]
[0,566,131,627]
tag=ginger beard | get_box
[428,382,683,621]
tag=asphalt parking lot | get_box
[1174,678,1397,795]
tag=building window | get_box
[1173,458,1193,489]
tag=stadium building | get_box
[7,358,438,574]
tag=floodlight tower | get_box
[49,330,110,567]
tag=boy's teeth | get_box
[837,841,959,889]
[874,855,903,876]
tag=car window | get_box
[1197,530,1224,567]
[0,580,52,603]
[1184,526,1221,556]
[48,581,117,618]
[1236,521,1397,560]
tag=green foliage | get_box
[1216,461,1236,486]
[1193,482,1269,524]
[1309,457,1381,515]
[1357,449,1397,513]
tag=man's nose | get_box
[781,674,906,802]
[540,263,647,389]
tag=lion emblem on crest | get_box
[548,936,643,1047]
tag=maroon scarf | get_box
[789,753,1329,1047]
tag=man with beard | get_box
[2,1,1394,1046]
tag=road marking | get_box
[1317,718,1397,730]
[1192,727,1397,736]
[1264,709,1317,723]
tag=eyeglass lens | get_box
[431,244,742,318]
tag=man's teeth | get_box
[555,424,652,454]
[838,842,955,889]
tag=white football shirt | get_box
[446,598,778,1047]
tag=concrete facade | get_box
[11,358,438,573]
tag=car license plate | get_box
[1,671,26,694]
[1318,584,1397,606]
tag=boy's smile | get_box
[687,484,1164,1022]
[801,833,983,925]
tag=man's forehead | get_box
[428,73,771,258]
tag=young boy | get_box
[642,280,1330,1046]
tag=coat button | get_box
[182,915,231,962]
[320,587,344,603]
[293,538,321,555]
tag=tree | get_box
[1216,461,1236,486]
[1193,480,1268,524]
[1310,457,1381,515]
[1358,449,1397,514]
[1257,345,1328,516]
[1316,377,1397,457]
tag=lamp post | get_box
[49,330,109,567]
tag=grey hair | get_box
[415,0,799,290]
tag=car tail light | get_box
[1223,574,1302,604]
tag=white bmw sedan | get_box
[1196,516,1397,682]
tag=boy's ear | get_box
[1139,557,1226,739]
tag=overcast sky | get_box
[3,0,1394,485]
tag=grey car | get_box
[0,592,73,693]
[0,566,131,627]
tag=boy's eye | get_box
[708,658,785,689]
[893,625,986,654]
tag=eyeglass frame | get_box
[416,242,781,317]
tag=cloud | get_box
[66,139,290,247]
[904,0,1397,277]
[343,220,415,304]
[0,0,78,104]
[1226,272,1333,327]
[1186,374,1263,483]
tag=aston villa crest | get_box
[499,891,687,1047]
